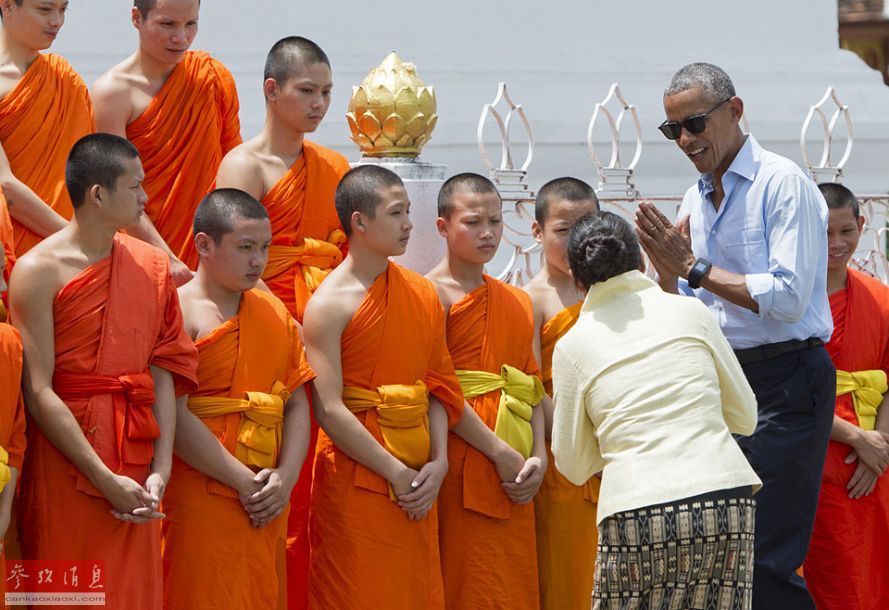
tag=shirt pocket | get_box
[719,228,768,271]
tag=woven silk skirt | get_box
[593,493,756,610]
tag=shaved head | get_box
[194,188,269,244]
[134,0,200,19]
[335,165,404,237]
[535,177,599,225]
[437,173,501,218]
[264,36,330,87]
[66,134,140,209]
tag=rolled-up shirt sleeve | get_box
[745,174,826,323]
[551,343,604,484]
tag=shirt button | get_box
[711,230,717,235]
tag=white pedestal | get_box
[352,157,447,274]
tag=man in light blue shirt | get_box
[636,62,835,610]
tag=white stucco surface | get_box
[56,1,889,195]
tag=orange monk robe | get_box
[439,276,541,609]
[20,234,198,610]
[248,140,349,610]
[806,268,889,610]
[1,192,14,317]
[534,302,601,610]
[0,324,27,599]
[308,262,464,610]
[162,288,315,610]
[127,51,241,262]
[0,53,93,256]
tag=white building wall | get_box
[55,1,889,196]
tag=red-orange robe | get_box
[1,193,14,316]
[308,262,463,610]
[534,302,600,610]
[0,53,94,256]
[806,268,889,610]
[163,288,314,610]
[0,324,27,599]
[127,51,241,263]
[19,234,197,610]
[440,276,541,608]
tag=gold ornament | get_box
[346,52,437,158]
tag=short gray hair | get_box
[665,63,735,103]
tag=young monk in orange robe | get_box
[0,252,27,598]
[211,41,347,605]
[805,184,889,610]
[0,0,94,257]
[92,0,241,284]
[303,165,464,610]
[9,134,198,610]
[524,177,601,610]
[163,189,313,609]
[427,173,546,609]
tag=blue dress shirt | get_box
[677,135,833,350]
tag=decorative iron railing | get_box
[476,82,888,285]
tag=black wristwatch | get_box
[687,258,712,289]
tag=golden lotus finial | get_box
[346,52,438,158]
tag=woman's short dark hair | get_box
[567,211,641,291]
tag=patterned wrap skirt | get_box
[593,492,756,610]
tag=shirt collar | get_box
[697,134,760,194]
[581,269,657,312]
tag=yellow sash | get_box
[0,445,9,494]
[457,365,544,459]
[342,381,430,470]
[263,230,346,294]
[187,381,290,469]
[836,369,888,431]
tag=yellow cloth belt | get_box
[836,369,888,431]
[342,381,430,471]
[187,381,290,469]
[457,365,544,459]
[0,445,9,494]
[263,230,346,294]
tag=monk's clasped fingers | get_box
[396,459,447,515]
[502,456,545,504]
[110,506,165,524]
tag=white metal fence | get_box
[477,82,889,285]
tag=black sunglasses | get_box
[658,98,732,140]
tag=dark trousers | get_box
[736,345,835,610]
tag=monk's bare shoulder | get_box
[92,57,155,131]
[424,266,455,310]
[0,60,25,101]
[524,272,565,330]
[9,236,76,306]
[305,268,369,337]
[215,141,266,199]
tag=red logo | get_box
[5,561,106,606]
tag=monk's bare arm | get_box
[172,395,257,493]
[303,295,416,494]
[397,398,449,519]
[276,389,311,488]
[0,143,66,237]
[215,151,265,200]
[450,406,523,481]
[243,388,312,527]
[148,366,176,486]
[503,404,548,504]
[0,467,18,540]
[125,218,194,286]
[9,258,154,513]
[527,292,555,441]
